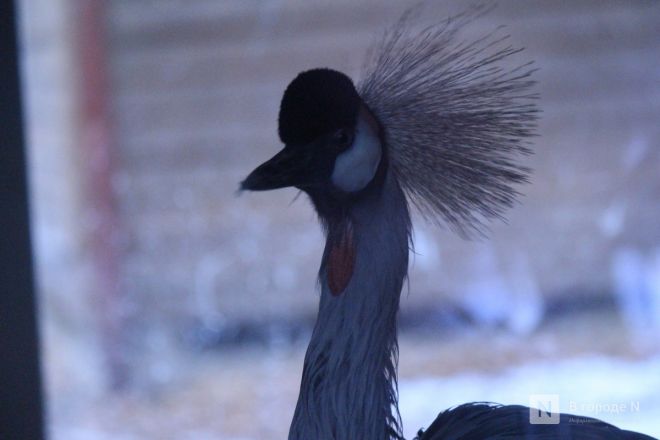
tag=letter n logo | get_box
[529,394,560,424]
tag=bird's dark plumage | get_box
[278,68,360,146]
[416,403,656,440]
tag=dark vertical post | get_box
[0,0,46,439]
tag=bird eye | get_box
[333,129,353,149]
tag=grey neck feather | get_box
[289,167,411,440]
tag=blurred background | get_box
[18,0,660,438]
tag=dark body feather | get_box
[415,403,657,440]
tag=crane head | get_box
[241,68,383,197]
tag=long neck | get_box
[289,168,411,440]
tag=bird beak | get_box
[240,146,309,191]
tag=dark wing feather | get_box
[415,402,657,440]
[358,4,538,236]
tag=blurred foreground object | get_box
[0,0,45,438]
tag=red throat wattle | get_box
[327,221,355,296]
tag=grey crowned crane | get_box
[240,6,657,440]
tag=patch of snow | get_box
[506,251,544,335]
[457,247,543,334]
[611,247,660,350]
[458,245,510,327]
[648,248,660,334]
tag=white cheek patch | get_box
[331,112,382,193]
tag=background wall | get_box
[107,0,660,324]
[20,0,660,439]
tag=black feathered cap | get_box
[278,68,361,146]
